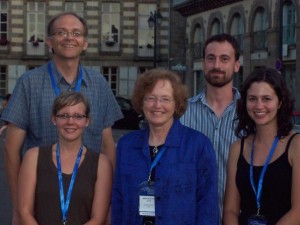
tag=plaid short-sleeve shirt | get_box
[1,61,123,154]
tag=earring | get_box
[53,123,56,126]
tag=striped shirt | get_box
[180,87,240,220]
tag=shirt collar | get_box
[133,119,182,149]
[189,87,240,104]
[50,60,88,88]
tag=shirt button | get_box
[68,88,73,92]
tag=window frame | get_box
[101,3,120,52]
[102,66,118,95]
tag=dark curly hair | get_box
[235,67,294,139]
[132,69,188,119]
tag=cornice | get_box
[173,0,244,17]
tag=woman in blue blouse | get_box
[112,69,219,225]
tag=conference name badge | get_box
[139,181,155,217]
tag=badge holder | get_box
[139,181,155,217]
[138,146,166,218]
[248,214,268,225]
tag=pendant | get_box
[62,220,67,225]
[152,146,158,157]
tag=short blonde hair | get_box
[52,92,90,117]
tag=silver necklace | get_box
[152,146,159,157]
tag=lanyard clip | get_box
[256,207,260,216]
[147,173,152,184]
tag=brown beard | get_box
[205,69,233,87]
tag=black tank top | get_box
[34,146,98,225]
[236,133,298,225]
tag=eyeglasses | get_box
[51,30,84,38]
[56,113,87,121]
[143,96,174,105]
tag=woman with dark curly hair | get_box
[223,67,300,225]
[112,68,219,225]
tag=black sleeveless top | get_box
[236,133,298,225]
[34,146,99,225]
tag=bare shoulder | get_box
[231,139,241,149]
[229,139,242,155]
[23,147,39,160]
[98,153,113,171]
[20,147,39,172]
[286,132,300,149]
[290,132,300,143]
[289,134,300,161]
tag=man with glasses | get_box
[180,33,241,223]
[1,12,122,225]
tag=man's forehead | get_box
[205,41,235,55]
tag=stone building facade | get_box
[1,0,299,110]
[0,0,172,99]
[173,0,300,110]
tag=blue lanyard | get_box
[250,136,279,215]
[147,146,167,182]
[56,143,84,223]
[48,62,83,96]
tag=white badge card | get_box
[139,181,155,217]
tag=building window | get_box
[282,1,296,45]
[252,7,268,51]
[119,67,138,97]
[0,2,9,49]
[103,67,118,95]
[137,4,156,57]
[65,2,84,17]
[0,65,7,95]
[193,25,204,59]
[210,18,221,36]
[230,13,244,51]
[27,2,45,55]
[101,3,120,52]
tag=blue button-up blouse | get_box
[112,119,219,225]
